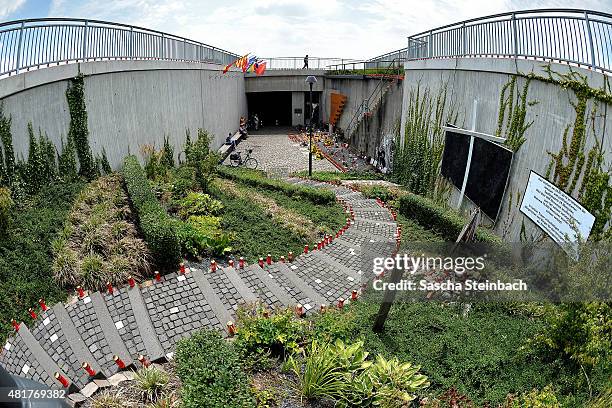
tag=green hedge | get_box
[294,170,385,184]
[398,192,503,245]
[122,155,180,268]
[218,166,335,204]
[176,330,255,408]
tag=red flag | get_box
[223,54,249,74]
[223,61,234,74]
[255,61,267,76]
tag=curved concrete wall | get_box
[0,61,247,169]
[401,58,612,241]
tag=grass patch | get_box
[51,174,151,291]
[346,297,599,406]
[209,181,307,262]
[209,176,346,262]
[218,166,335,204]
[0,181,84,343]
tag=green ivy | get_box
[542,68,611,239]
[57,133,78,182]
[391,83,457,200]
[66,73,96,179]
[496,75,537,152]
[0,105,15,186]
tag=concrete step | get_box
[269,262,326,312]
[289,255,355,304]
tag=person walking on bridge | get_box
[303,54,309,69]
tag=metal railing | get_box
[326,59,405,72]
[402,9,612,73]
[259,57,361,70]
[0,18,240,76]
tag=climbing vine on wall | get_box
[495,75,538,152]
[542,67,612,240]
[392,83,458,201]
[66,73,97,180]
[0,105,15,186]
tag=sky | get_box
[1,0,611,59]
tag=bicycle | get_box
[229,149,258,169]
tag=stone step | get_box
[91,292,133,371]
[118,284,165,361]
[18,324,70,389]
[221,267,258,304]
[271,262,327,312]
[201,266,257,317]
[323,241,366,275]
[140,272,221,353]
[289,255,355,304]
[311,250,361,281]
[52,304,104,386]
[235,264,295,309]
[191,268,233,330]
[65,294,129,377]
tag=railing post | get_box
[15,21,25,74]
[462,22,466,56]
[82,21,88,61]
[511,13,518,58]
[583,11,597,70]
[129,26,134,59]
[428,30,433,58]
[161,33,165,60]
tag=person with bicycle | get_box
[229,148,258,169]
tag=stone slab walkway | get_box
[0,175,397,406]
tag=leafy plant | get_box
[175,329,255,408]
[235,305,307,367]
[176,192,223,219]
[57,133,79,182]
[0,105,15,186]
[133,365,170,403]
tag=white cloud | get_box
[45,0,612,59]
[0,0,26,18]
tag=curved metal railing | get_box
[0,18,240,76]
[369,9,612,74]
[259,57,362,70]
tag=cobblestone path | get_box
[0,176,397,405]
[222,132,338,175]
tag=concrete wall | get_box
[400,58,612,241]
[291,91,305,126]
[324,76,403,159]
[245,69,325,93]
[0,60,247,169]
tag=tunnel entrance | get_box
[247,92,292,127]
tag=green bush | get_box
[176,330,255,408]
[218,166,335,204]
[293,170,385,183]
[235,306,307,369]
[122,155,180,269]
[398,192,503,244]
[176,192,223,219]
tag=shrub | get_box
[0,187,13,237]
[176,192,223,219]
[398,192,503,244]
[122,155,180,269]
[186,129,219,192]
[51,174,151,290]
[175,216,232,257]
[218,166,335,205]
[530,302,612,369]
[175,330,255,408]
[293,170,385,183]
[133,365,170,403]
[235,305,307,369]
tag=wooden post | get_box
[372,266,404,333]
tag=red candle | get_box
[82,362,96,376]
[128,276,135,288]
[38,298,48,312]
[28,308,37,320]
[54,372,69,388]
[113,355,126,369]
